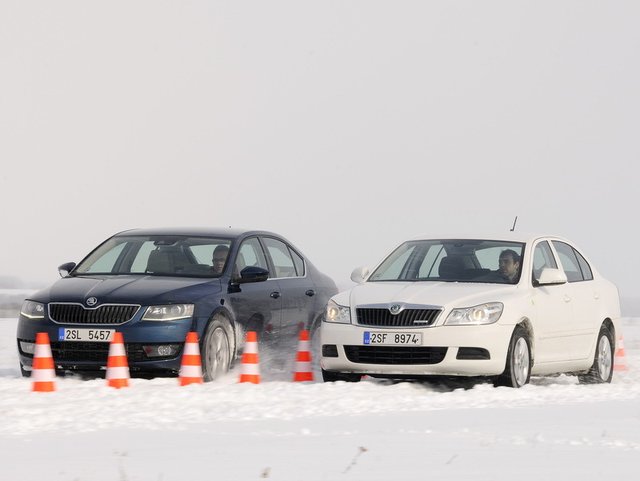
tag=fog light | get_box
[322,344,339,357]
[143,344,180,358]
[19,340,35,355]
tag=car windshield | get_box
[368,239,525,284]
[73,235,234,278]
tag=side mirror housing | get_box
[536,268,567,286]
[238,266,269,284]
[58,262,76,278]
[350,266,370,284]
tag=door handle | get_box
[563,295,571,303]
[594,292,600,300]
[305,289,315,297]
[270,291,281,299]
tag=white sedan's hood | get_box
[337,281,518,309]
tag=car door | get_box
[530,240,574,364]
[227,237,282,343]
[551,240,599,360]
[261,236,315,343]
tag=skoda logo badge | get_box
[86,297,98,307]
[389,304,402,315]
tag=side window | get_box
[532,241,558,281]
[552,241,583,282]
[130,241,158,273]
[236,238,269,276]
[418,245,444,278]
[475,246,505,270]
[262,238,297,278]
[189,245,216,265]
[289,247,305,276]
[84,242,126,273]
[370,245,416,281]
[574,249,593,281]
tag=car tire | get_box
[495,325,531,388]
[201,315,235,382]
[578,325,614,384]
[321,369,361,383]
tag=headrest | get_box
[438,256,465,279]
[146,250,174,274]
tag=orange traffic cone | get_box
[179,332,203,386]
[239,331,260,384]
[32,332,56,392]
[614,333,628,372]
[293,329,314,382]
[106,332,130,388]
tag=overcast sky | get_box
[1,2,638,301]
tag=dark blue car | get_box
[17,228,338,381]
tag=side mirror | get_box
[58,262,76,278]
[238,266,269,284]
[536,268,567,286]
[350,266,370,284]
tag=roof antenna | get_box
[510,216,518,232]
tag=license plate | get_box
[363,331,423,346]
[58,328,115,342]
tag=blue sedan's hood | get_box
[34,275,222,305]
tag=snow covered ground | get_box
[1,318,640,480]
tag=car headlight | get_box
[142,304,194,321]
[324,300,351,324]
[20,300,45,319]
[444,302,503,326]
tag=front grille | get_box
[48,342,181,364]
[356,308,441,327]
[49,303,140,325]
[344,345,447,365]
[50,341,148,363]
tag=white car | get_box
[321,235,621,387]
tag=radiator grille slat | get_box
[49,342,148,363]
[49,303,140,325]
[344,346,447,365]
[356,308,441,327]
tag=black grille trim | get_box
[344,345,447,365]
[456,347,490,360]
[48,341,182,363]
[49,303,140,325]
[356,308,441,327]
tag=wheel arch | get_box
[602,317,615,341]
[594,317,616,359]
[516,317,535,365]
[202,306,238,360]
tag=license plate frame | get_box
[58,328,115,342]
[363,331,423,346]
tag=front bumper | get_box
[320,322,514,377]
[17,316,196,375]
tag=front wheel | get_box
[495,325,531,388]
[578,325,614,384]
[201,316,235,382]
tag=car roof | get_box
[114,227,280,239]
[407,232,569,244]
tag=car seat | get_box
[146,249,175,274]
[438,256,465,280]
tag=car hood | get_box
[336,281,519,309]
[33,275,222,305]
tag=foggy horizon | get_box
[1,2,638,304]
